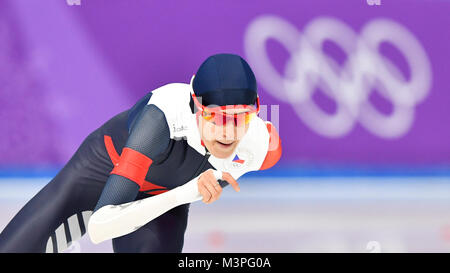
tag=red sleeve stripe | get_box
[104,134,168,192]
[139,180,168,191]
[146,189,169,195]
[104,135,120,165]
[110,147,153,188]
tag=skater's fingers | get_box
[204,179,221,204]
[197,181,211,203]
[222,172,240,192]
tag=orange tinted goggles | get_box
[192,93,260,126]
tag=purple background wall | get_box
[0,0,449,172]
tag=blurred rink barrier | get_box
[0,0,449,252]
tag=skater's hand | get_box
[197,169,240,204]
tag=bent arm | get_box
[88,171,224,244]
[89,103,171,242]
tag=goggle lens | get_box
[201,110,256,126]
[192,92,260,126]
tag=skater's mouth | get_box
[216,140,234,148]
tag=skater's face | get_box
[198,108,251,159]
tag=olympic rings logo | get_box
[244,16,432,138]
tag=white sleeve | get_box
[147,83,192,139]
[88,170,223,244]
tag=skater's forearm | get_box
[88,173,210,244]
